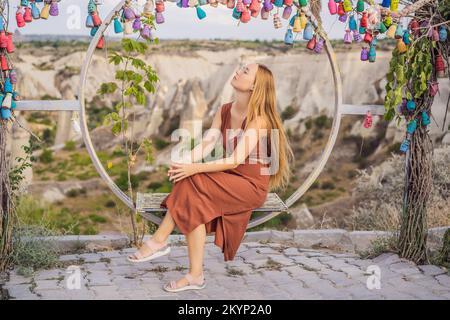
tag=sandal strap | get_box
[145,238,167,251]
[185,273,204,286]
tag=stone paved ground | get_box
[3,241,450,300]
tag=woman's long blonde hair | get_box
[242,63,294,191]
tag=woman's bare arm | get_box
[181,105,223,163]
[194,117,268,173]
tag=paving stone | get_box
[5,240,450,300]
[418,265,447,276]
[5,284,34,299]
[435,274,450,287]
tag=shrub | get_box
[347,146,450,231]
[63,140,77,151]
[39,148,53,164]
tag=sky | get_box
[11,0,351,40]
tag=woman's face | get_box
[230,63,258,92]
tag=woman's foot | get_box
[163,272,206,292]
[127,237,170,263]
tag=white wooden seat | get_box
[136,192,288,213]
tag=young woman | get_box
[127,63,294,292]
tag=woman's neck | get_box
[233,91,251,116]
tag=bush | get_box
[63,140,77,151]
[281,106,297,120]
[347,146,450,231]
[39,148,53,164]
[12,224,60,276]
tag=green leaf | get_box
[97,82,118,95]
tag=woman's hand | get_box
[167,162,201,183]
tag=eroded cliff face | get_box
[13,43,449,148]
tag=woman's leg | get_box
[152,210,176,243]
[129,210,176,258]
[171,223,206,287]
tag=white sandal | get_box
[163,272,206,292]
[127,238,171,263]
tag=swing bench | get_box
[136,192,289,224]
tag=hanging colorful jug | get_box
[293,15,301,32]
[16,8,26,27]
[263,0,273,11]
[344,29,352,44]
[435,54,445,78]
[306,36,316,50]
[232,7,242,19]
[409,19,419,34]
[24,7,33,22]
[1,55,8,71]
[124,20,133,34]
[282,6,292,20]
[328,0,337,14]
[439,26,448,41]
[360,12,367,28]
[92,12,102,27]
[9,70,17,84]
[386,24,396,38]
[240,8,250,22]
[363,111,372,128]
[353,29,362,42]
[343,0,352,12]
[394,24,403,39]
[132,17,141,30]
[313,37,324,53]
[337,2,345,16]
[249,0,261,17]
[40,2,50,19]
[86,14,94,28]
[123,7,136,19]
[303,22,313,40]
[284,28,294,45]
[6,33,14,53]
[399,139,409,153]
[364,31,373,43]
[368,45,376,62]
[156,12,165,24]
[406,100,415,111]
[354,0,364,13]
[402,29,411,45]
[144,0,154,16]
[96,36,104,49]
[155,0,165,12]
[430,81,439,96]
[300,12,307,29]
[196,5,207,19]
[31,2,40,19]
[261,8,270,20]
[381,0,390,8]
[383,15,392,28]
[50,1,59,16]
[390,0,398,12]
[421,111,430,126]
[349,15,357,31]
[141,25,152,39]
[378,22,387,33]
[114,17,123,33]
[360,47,368,61]
[273,13,282,29]
[236,0,244,12]
[406,119,417,134]
[397,39,407,53]
[299,0,308,7]
[274,0,284,7]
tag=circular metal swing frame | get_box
[78,0,344,229]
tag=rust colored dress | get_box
[160,102,271,261]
